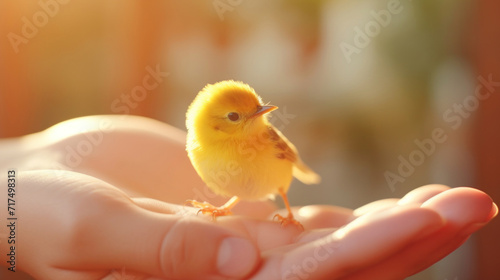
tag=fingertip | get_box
[158,217,260,279]
[217,237,259,278]
[460,201,499,235]
[490,202,498,220]
[421,187,496,227]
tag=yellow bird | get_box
[186,80,320,228]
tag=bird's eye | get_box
[227,112,240,121]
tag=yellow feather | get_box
[186,80,320,202]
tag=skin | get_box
[0,115,497,280]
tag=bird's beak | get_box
[251,105,278,118]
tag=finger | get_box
[252,205,443,280]
[343,187,497,280]
[352,199,399,217]
[398,184,451,205]
[101,269,149,280]
[134,196,277,220]
[135,197,314,252]
[271,205,353,230]
[296,205,354,229]
[353,185,450,219]
[214,215,338,252]
[411,187,497,272]
[217,216,304,251]
[422,187,497,226]
[233,200,278,219]
[133,197,201,217]
[76,204,259,280]
[134,201,350,252]
[337,235,470,280]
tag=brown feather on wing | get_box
[267,125,297,163]
[267,125,321,184]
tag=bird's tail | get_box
[293,159,321,185]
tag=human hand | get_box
[1,116,496,280]
[0,115,270,279]
[12,169,263,280]
[10,170,497,280]
[246,184,497,279]
[74,182,500,280]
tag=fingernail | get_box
[489,203,499,219]
[460,203,498,236]
[217,237,257,277]
[462,203,498,235]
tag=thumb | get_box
[84,201,260,280]
[158,215,260,279]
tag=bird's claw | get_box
[185,200,232,220]
[273,213,304,230]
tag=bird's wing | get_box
[292,157,321,185]
[267,125,298,162]
[267,125,321,185]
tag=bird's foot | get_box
[185,200,232,220]
[273,213,304,230]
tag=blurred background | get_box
[1,0,499,279]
